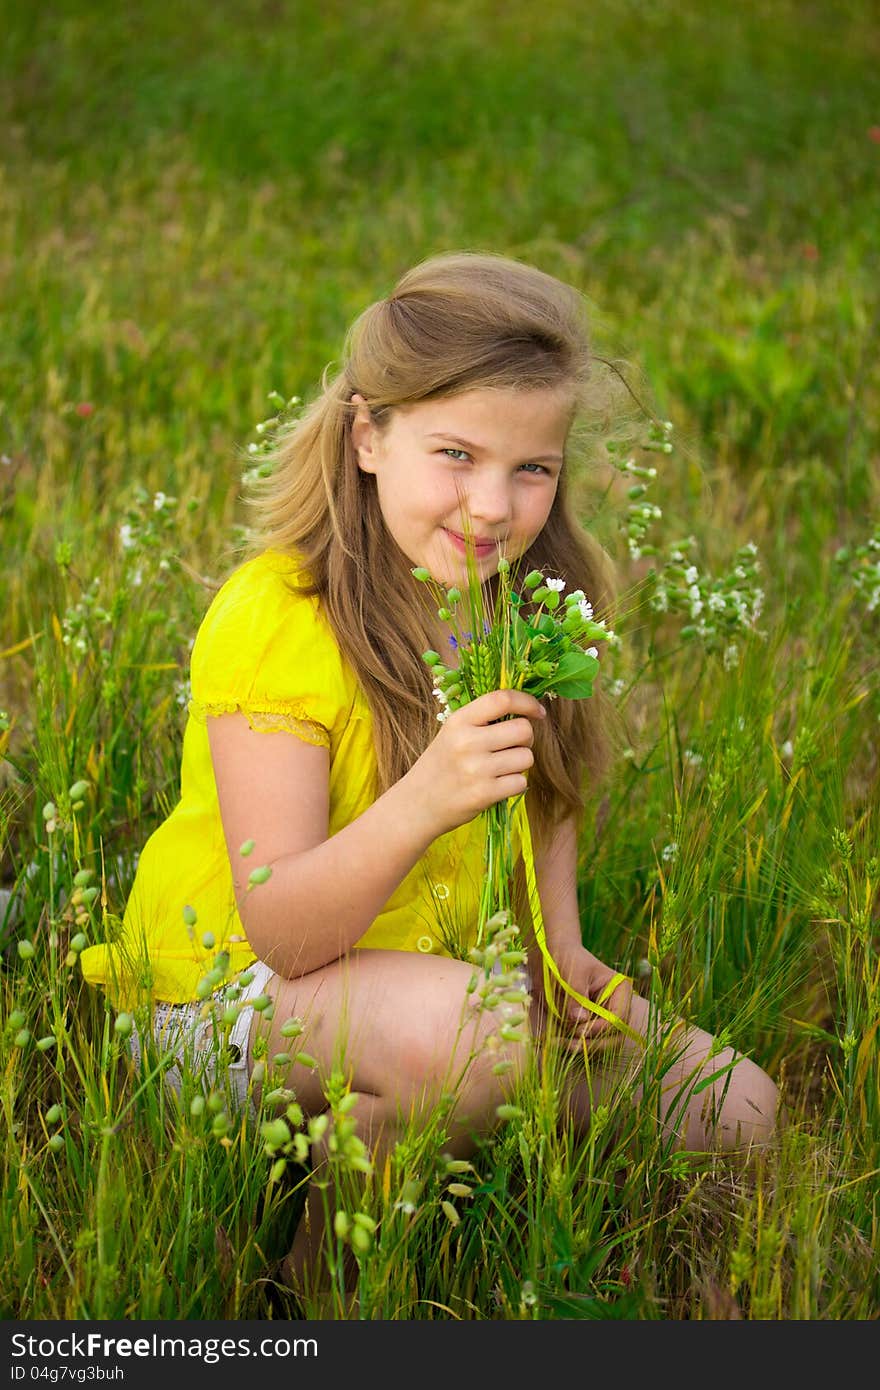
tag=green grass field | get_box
[1,0,879,1320]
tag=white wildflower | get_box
[661,842,679,863]
[585,646,599,659]
[683,749,703,767]
[651,586,669,613]
[118,523,136,551]
[684,566,699,584]
[708,592,726,612]
[723,644,739,670]
[780,739,794,760]
[153,491,168,511]
[545,577,566,592]
[578,597,594,621]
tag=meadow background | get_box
[1,0,878,1320]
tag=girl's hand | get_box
[547,945,634,1052]
[404,688,547,839]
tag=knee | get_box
[697,1053,782,1155]
[399,1002,530,1133]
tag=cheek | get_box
[519,485,557,534]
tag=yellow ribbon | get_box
[515,800,642,1046]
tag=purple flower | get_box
[448,634,458,650]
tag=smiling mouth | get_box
[446,530,499,550]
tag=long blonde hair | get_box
[247,250,619,837]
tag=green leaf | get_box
[549,650,599,698]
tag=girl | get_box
[81,250,780,1298]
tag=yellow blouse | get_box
[80,549,539,1009]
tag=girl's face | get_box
[352,386,572,585]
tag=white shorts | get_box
[127,959,276,1115]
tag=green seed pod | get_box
[280,1017,303,1038]
[13,1029,30,1048]
[437,607,452,622]
[182,904,198,927]
[270,1157,287,1183]
[8,1010,26,1030]
[295,1051,318,1070]
[333,1210,351,1240]
[48,1134,65,1154]
[190,1095,206,1117]
[411,567,432,582]
[68,780,90,802]
[201,931,215,950]
[42,802,57,821]
[36,1035,57,1052]
[206,1091,225,1114]
[211,1111,230,1136]
[81,886,99,905]
[261,1118,291,1149]
[446,587,462,604]
[73,869,95,888]
[17,940,35,960]
[69,934,88,954]
[251,993,272,1012]
[495,1103,524,1121]
[308,1113,329,1142]
[239,838,255,857]
[272,1052,292,1068]
[497,557,510,573]
[248,865,272,887]
[113,1013,133,1040]
[524,570,544,590]
[45,1104,63,1126]
[286,1101,303,1126]
[350,1223,371,1254]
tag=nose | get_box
[465,473,513,530]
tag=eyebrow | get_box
[425,433,564,466]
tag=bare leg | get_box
[247,949,534,1299]
[559,992,782,1153]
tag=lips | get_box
[445,529,498,554]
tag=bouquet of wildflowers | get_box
[412,544,632,1036]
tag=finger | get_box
[483,717,536,751]
[489,746,535,779]
[469,689,547,725]
[490,773,530,802]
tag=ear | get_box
[350,392,379,475]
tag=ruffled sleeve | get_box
[188,550,351,749]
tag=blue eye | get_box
[518,462,550,476]
[441,448,471,462]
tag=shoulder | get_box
[194,548,321,652]
[190,548,352,718]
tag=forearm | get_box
[236,771,440,977]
